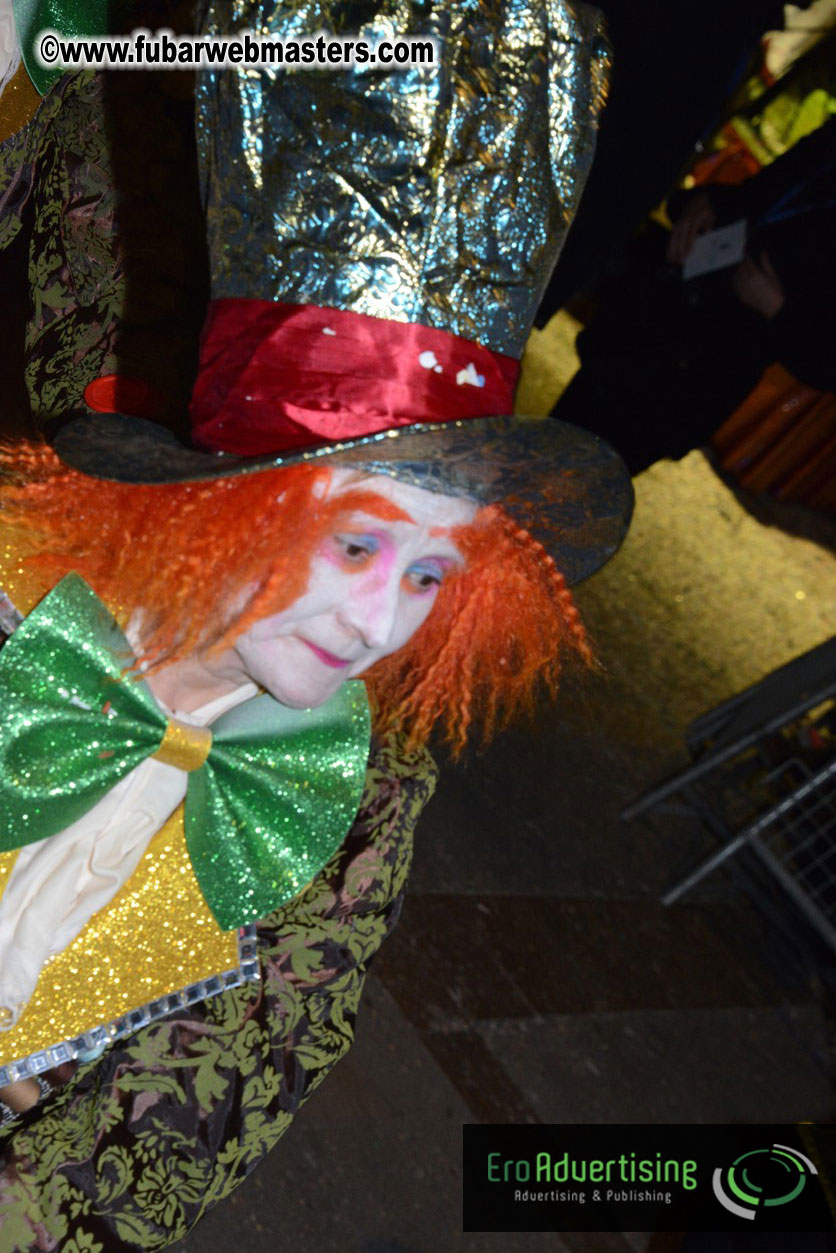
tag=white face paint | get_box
[228,470,477,709]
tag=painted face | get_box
[230,470,477,708]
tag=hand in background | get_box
[732,251,785,318]
[666,191,716,264]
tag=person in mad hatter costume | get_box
[0,0,631,1246]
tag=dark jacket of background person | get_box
[668,115,836,394]
[549,116,836,475]
[535,0,785,322]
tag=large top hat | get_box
[56,0,633,586]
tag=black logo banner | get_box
[463,1124,835,1232]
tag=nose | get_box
[338,570,401,651]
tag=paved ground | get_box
[169,316,836,1251]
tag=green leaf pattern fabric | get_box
[0,68,208,435]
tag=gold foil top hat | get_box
[182,0,612,458]
[59,0,634,582]
[198,0,609,358]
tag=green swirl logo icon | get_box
[713,1144,817,1220]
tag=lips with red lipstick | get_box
[300,639,352,669]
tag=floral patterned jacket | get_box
[0,733,436,1252]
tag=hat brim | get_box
[54,412,633,587]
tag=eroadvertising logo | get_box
[462,1125,835,1233]
[713,1142,818,1220]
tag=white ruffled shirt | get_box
[0,0,22,97]
[0,680,258,1028]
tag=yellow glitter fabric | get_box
[0,63,41,146]
[0,527,238,1070]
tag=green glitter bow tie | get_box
[0,575,371,929]
[13,0,122,95]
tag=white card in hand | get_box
[682,218,747,280]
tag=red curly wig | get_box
[0,441,592,754]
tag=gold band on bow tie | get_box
[152,719,213,772]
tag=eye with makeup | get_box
[403,560,447,594]
[330,533,380,567]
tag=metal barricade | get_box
[623,637,836,956]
